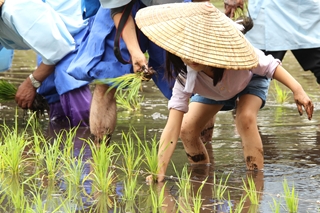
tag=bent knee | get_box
[236,111,257,130]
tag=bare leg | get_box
[180,102,222,164]
[236,94,264,170]
[90,84,117,144]
[200,115,216,143]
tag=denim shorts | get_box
[190,75,271,111]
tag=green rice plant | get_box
[269,197,281,213]
[0,121,32,177]
[116,130,143,179]
[272,80,291,104]
[53,127,78,157]
[149,183,167,213]
[122,174,142,201]
[85,138,118,195]
[0,79,16,101]
[89,192,115,212]
[42,138,63,182]
[174,164,192,212]
[228,192,247,213]
[60,146,86,202]
[283,178,299,213]
[192,178,208,213]
[212,172,231,200]
[139,131,159,183]
[95,72,147,111]
[4,180,28,212]
[115,88,143,111]
[242,176,260,205]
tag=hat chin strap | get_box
[184,66,198,93]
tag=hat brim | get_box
[135,2,258,70]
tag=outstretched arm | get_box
[272,65,314,120]
[147,108,184,183]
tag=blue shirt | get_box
[246,0,320,51]
[0,0,87,65]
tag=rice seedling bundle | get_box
[0,80,49,115]
[95,67,155,110]
[0,80,17,101]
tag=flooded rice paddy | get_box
[0,50,320,212]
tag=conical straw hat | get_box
[135,2,259,70]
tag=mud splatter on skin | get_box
[246,156,258,170]
[186,153,206,162]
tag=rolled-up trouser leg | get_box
[50,85,92,127]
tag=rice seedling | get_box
[0,79,16,101]
[84,138,118,195]
[95,67,154,111]
[174,164,193,212]
[139,131,159,182]
[272,80,291,104]
[228,192,247,213]
[60,145,87,201]
[0,121,32,177]
[283,178,299,213]
[4,179,29,212]
[121,173,142,201]
[0,80,49,115]
[89,192,115,213]
[116,130,143,179]
[269,197,282,213]
[149,182,167,213]
[192,178,208,213]
[242,175,260,205]
[57,128,78,157]
[212,172,231,200]
[115,88,143,111]
[42,139,63,182]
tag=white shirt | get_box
[0,0,87,65]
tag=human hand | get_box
[146,174,165,184]
[131,50,148,73]
[0,0,4,7]
[15,77,37,109]
[293,90,314,120]
[224,0,244,18]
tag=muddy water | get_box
[1,50,320,212]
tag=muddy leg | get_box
[200,116,215,143]
[90,84,117,145]
[236,94,264,170]
[180,102,222,164]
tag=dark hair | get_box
[165,51,225,87]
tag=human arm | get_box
[272,65,313,120]
[224,0,244,18]
[15,63,55,109]
[156,108,184,182]
[112,12,147,73]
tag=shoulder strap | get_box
[113,0,136,64]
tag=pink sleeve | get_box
[168,80,191,113]
[251,48,281,78]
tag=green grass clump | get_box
[95,72,147,111]
[242,176,260,205]
[283,178,299,213]
[0,80,17,101]
[212,172,231,200]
